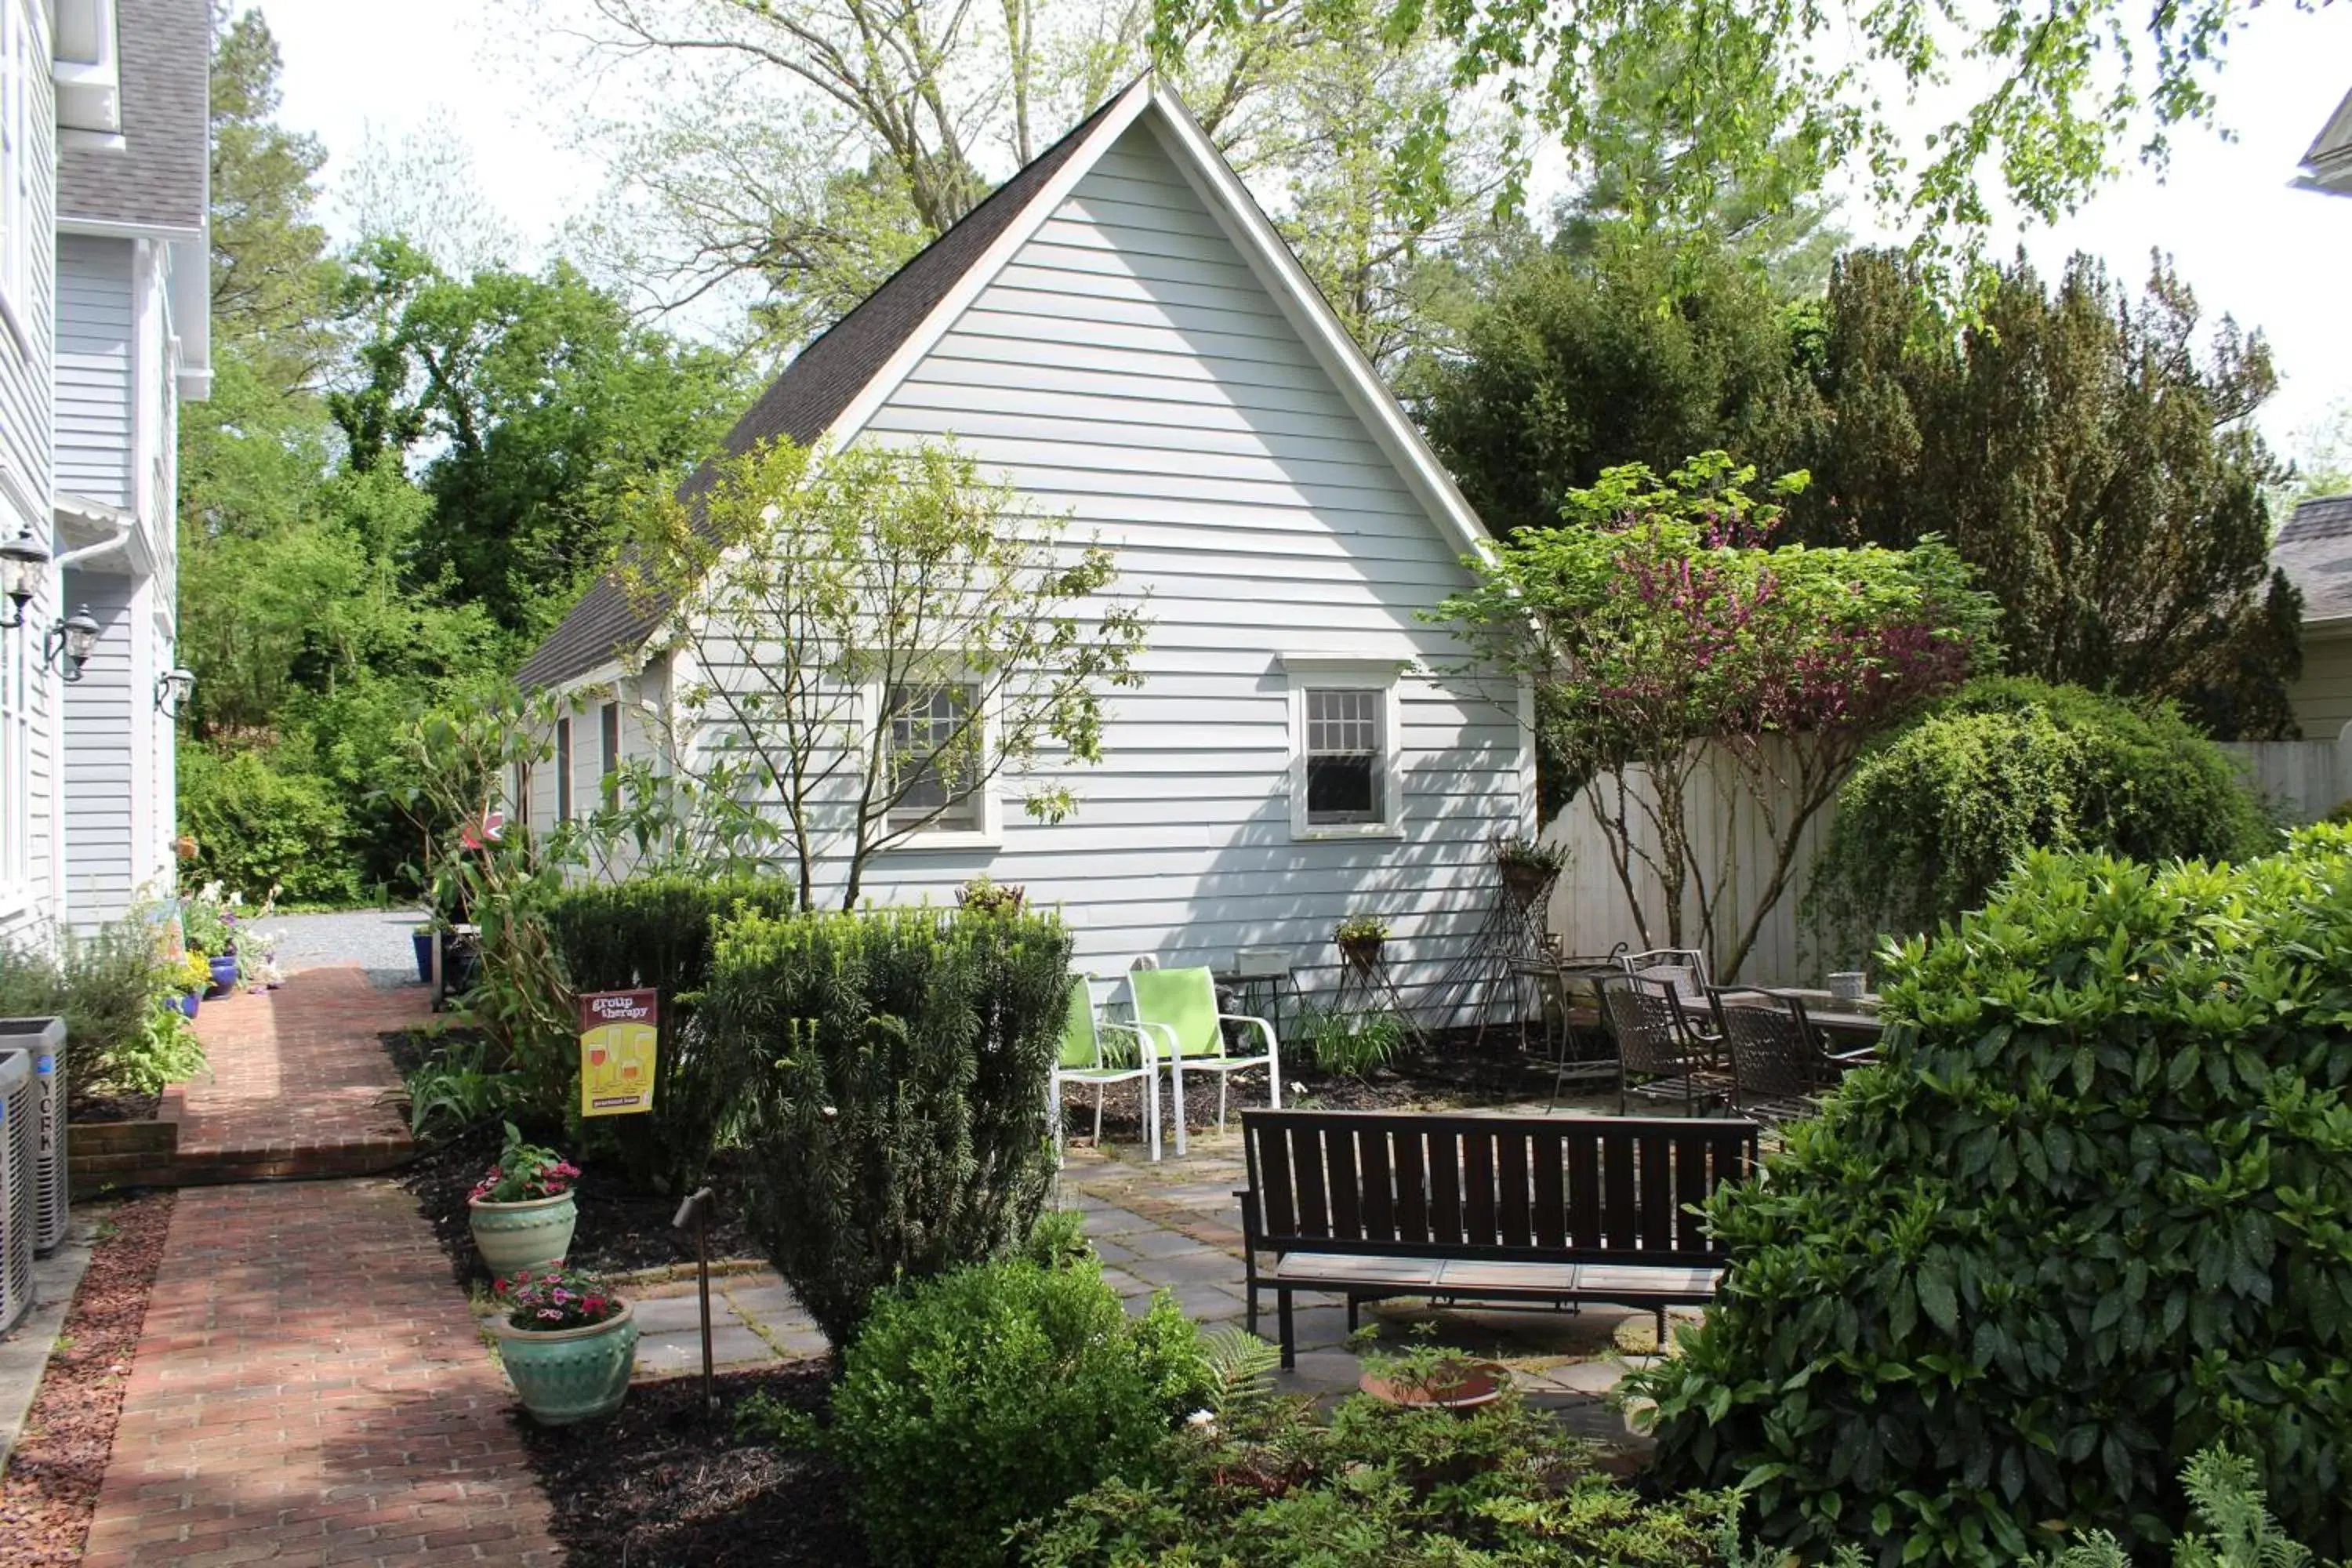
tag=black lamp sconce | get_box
[155,666,196,714]
[0,525,47,630]
[44,605,100,682]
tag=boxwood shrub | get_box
[702,903,1073,1348]
[830,1254,1210,1568]
[1806,677,2274,952]
[1639,829,2352,1563]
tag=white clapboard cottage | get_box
[0,0,209,943]
[516,77,1530,1006]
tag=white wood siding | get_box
[60,569,140,926]
[771,121,1523,1011]
[0,34,58,945]
[53,233,131,507]
[2288,632,2352,737]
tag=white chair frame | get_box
[1052,981,1161,1163]
[1123,968,1280,1157]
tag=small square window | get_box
[886,684,980,832]
[1305,688,1382,826]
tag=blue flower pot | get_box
[177,992,200,1019]
[412,930,434,985]
[206,955,239,998]
[495,1304,637,1425]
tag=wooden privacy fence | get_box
[1541,728,2352,987]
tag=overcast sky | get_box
[259,0,2352,460]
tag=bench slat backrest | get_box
[1241,1110,1758,1265]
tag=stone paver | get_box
[165,967,418,1181]
[80,1180,559,1568]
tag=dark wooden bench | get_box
[1237,1109,1760,1367]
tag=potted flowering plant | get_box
[169,950,210,1018]
[492,1267,637,1425]
[1334,913,1390,970]
[1490,834,1568,908]
[466,1123,581,1276]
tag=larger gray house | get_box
[517,76,1530,1009]
[0,0,209,943]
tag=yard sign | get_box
[579,989,658,1117]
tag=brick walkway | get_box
[76,969,561,1566]
[164,967,418,1181]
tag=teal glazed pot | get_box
[496,1304,637,1425]
[469,1190,577,1278]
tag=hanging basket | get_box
[1338,935,1386,971]
[1497,861,1557,909]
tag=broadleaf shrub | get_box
[702,904,1073,1347]
[177,742,358,904]
[1639,829,2352,1563]
[542,874,803,1189]
[829,1255,1212,1568]
[1806,678,2274,952]
[0,920,205,1105]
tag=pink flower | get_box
[539,1308,561,1319]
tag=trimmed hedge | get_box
[702,904,1073,1348]
[1639,829,2352,1563]
[541,875,802,1191]
[1806,678,2274,951]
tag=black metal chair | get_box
[1711,988,1875,1121]
[1599,973,1729,1115]
[1621,948,1720,1044]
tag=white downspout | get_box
[53,517,134,571]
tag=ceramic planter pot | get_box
[176,992,200,1019]
[205,956,239,997]
[495,1304,637,1425]
[469,1190,578,1277]
[412,930,434,985]
[1358,1359,1509,1412]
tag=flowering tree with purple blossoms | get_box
[1438,452,2001,978]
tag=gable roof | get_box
[2272,494,2352,626]
[517,77,1490,691]
[2299,86,2352,197]
[57,0,209,233]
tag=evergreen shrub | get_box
[176,742,357,904]
[829,1254,1210,1568]
[1807,678,2273,950]
[1640,829,2352,1563]
[702,903,1073,1347]
[541,874,801,1189]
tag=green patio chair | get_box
[1054,978,1161,1163]
[1124,965,1279,1156]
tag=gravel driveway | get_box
[260,909,429,989]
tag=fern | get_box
[1200,1327,1281,1421]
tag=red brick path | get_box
[75,971,562,1566]
[79,1181,558,1567]
[163,968,418,1181]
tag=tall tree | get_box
[328,242,753,635]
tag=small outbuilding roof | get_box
[2298,85,2352,196]
[515,74,1490,693]
[2273,495,2352,626]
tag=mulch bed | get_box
[520,1363,863,1567]
[0,1192,176,1567]
[62,1091,159,1126]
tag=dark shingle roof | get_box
[57,0,209,231]
[2273,495,2352,622]
[514,91,1128,691]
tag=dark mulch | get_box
[0,1192,176,1567]
[386,1027,759,1287]
[519,1363,863,1568]
[62,1091,158,1126]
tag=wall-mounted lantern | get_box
[154,666,195,714]
[0,526,48,630]
[44,605,100,682]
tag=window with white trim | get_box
[885,683,981,833]
[1284,657,1405,840]
[599,702,620,779]
[554,716,574,822]
[0,0,34,332]
[0,587,26,901]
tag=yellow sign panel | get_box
[579,988,658,1117]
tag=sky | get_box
[260,0,2352,460]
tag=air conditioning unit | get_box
[0,1018,67,1252]
[0,1047,34,1338]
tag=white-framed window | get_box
[1283,655,1406,840]
[510,760,531,831]
[0,572,27,907]
[599,701,620,779]
[0,0,38,343]
[554,715,574,822]
[878,680,1000,846]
